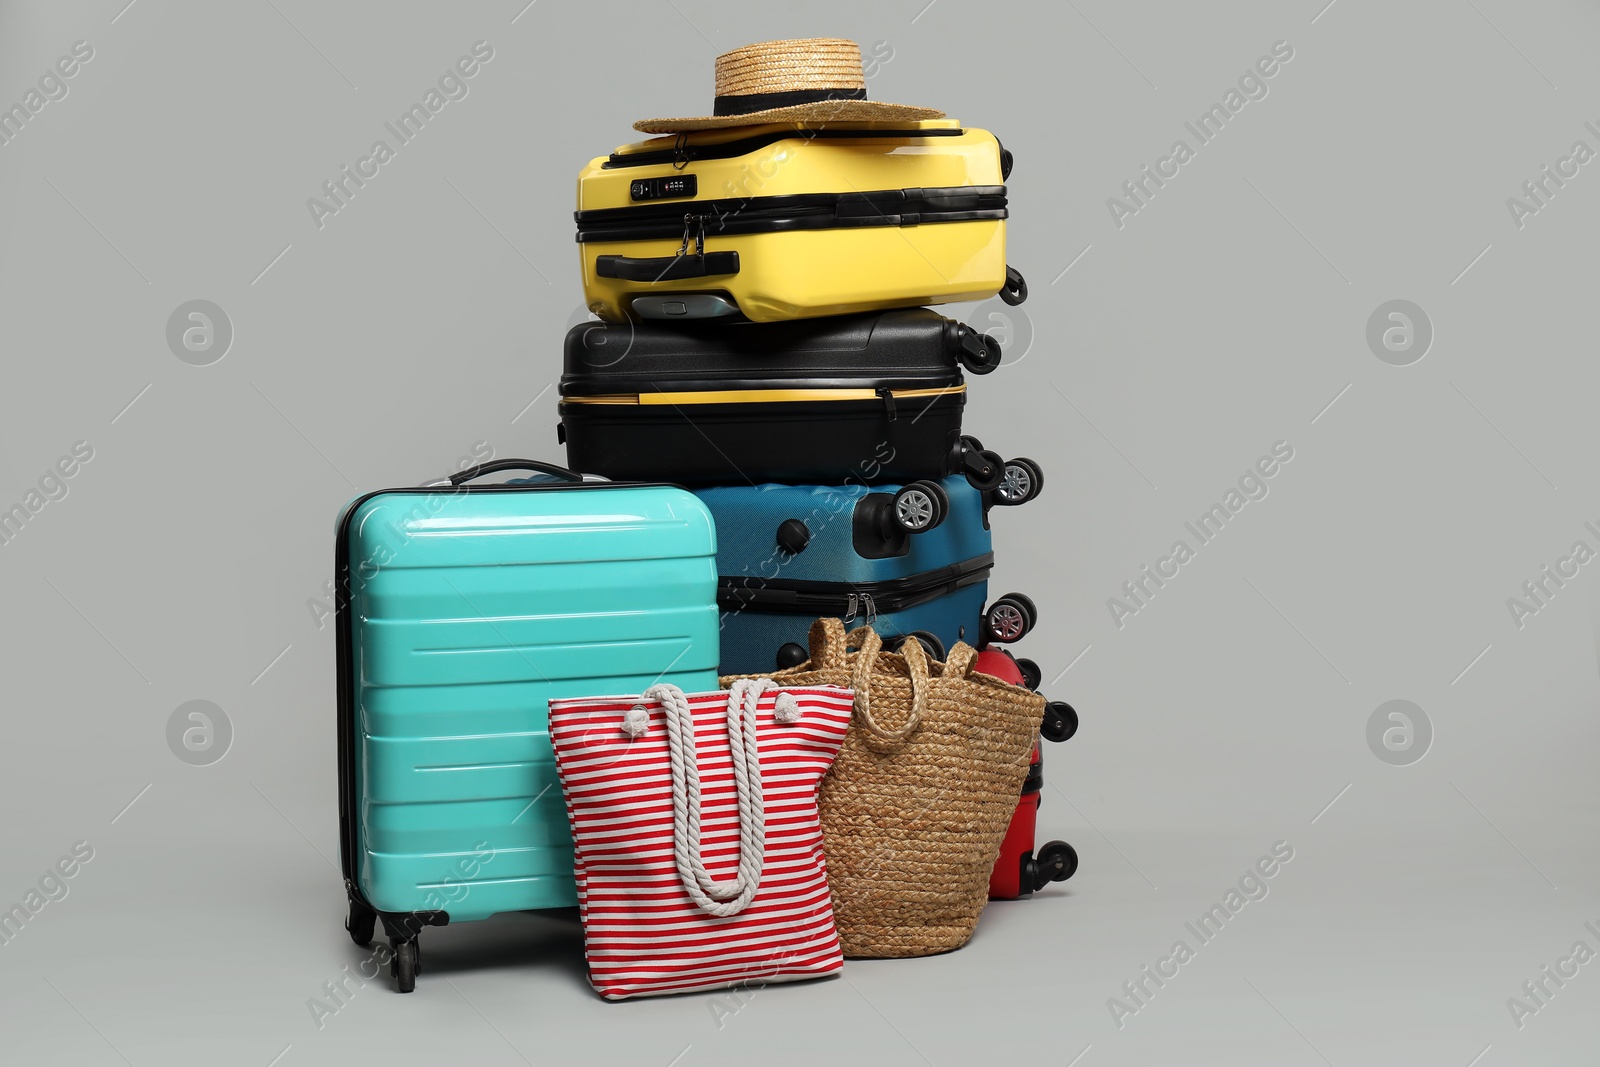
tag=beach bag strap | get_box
[804,616,852,669]
[844,625,930,743]
[940,642,978,679]
[642,679,796,917]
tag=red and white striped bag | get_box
[548,680,853,1000]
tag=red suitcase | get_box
[974,648,1079,899]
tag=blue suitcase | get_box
[335,459,719,992]
[695,473,1042,675]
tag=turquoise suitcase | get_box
[335,459,719,992]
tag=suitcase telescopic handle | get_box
[446,459,585,486]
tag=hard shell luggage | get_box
[694,475,1042,675]
[574,120,1026,323]
[557,307,1007,487]
[335,459,721,992]
[974,648,1080,900]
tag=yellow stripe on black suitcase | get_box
[574,120,1026,324]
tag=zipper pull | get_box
[675,213,693,258]
[675,213,708,260]
[862,593,878,626]
[843,593,859,624]
[876,386,898,422]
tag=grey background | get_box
[1,0,1597,1063]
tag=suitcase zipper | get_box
[575,186,1007,242]
[717,553,993,617]
[560,384,965,406]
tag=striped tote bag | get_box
[548,679,852,1000]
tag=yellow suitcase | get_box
[574,120,1026,323]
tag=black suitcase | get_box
[556,308,1005,487]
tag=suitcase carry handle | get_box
[447,458,584,486]
[595,251,741,282]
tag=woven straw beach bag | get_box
[723,617,1043,957]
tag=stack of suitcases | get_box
[335,37,1080,994]
[558,43,1083,905]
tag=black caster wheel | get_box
[958,442,1005,493]
[985,592,1037,643]
[1007,592,1039,631]
[892,480,948,533]
[1042,700,1078,743]
[391,939,418,994]
[1000,265,1028,306]
[775,642,809,670]
[1014,657,1042,692]
[974,450,1006,493]
[924,479,950,521]
[956,327,1002,375]
[345,900,376,947]
[1031,841,1078,890]
[885,630,947,662]
[994,458,1044,506]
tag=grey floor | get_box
[3,1,1598,1064]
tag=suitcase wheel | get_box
[956,437,1006,493]
[956,328,1003,376]
[972,451,1007,493]
[884,630,947,663]
[1001,265,1028,306]
[1042,701,1078,743]
[985,592,1037,643]
[345,900,376,947]
[1014,657,1043,692]
[993,458,1044,506]
[1031,841,1078,889]
[892,480,949,533]
[391,938,419,994]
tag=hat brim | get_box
[634,99,944,134]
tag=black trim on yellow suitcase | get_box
[576,186,1008,243]
[599,125,967,170]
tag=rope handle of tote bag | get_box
[641,679,798,918]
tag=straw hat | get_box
[633,38,944,133]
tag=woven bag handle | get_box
[805,616,851,669]
[940,642,979,678]
[845,625,929,743]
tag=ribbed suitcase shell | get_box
[694,476,991,675]
[559,308,980,486]
[337,481,719,922]
[575,120,1009,323]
